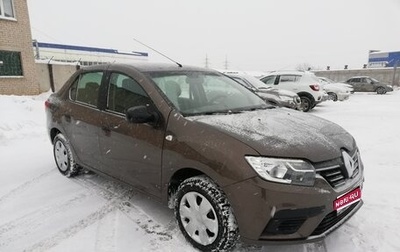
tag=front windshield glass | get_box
[148,71,268,116]
[242,74,272,89]
[370,77,379,83]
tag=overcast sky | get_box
[27,0,400,71]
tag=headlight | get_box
[245,156,316,186]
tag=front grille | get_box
[311,201,359,236]
[315,149,360,188]
[317,166,346,187]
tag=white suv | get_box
[259,71,325,112]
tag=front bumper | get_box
[223,171,364,244]
[337,92,350,101]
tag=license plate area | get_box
[333,187,362,212]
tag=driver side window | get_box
[364,78,372,84]
[107,73,151,114]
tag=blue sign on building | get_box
[368,51,400,68]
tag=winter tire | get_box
[175,175,239,251]
[299,96,312,112]
[328,92,338,101]
[376,87,386,95]
[53,133,79,177]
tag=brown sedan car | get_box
[45,63,364,251]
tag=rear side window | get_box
[279,75,301,83]
[349,78,360,83]
[107,73,150,114]
[69,72,103,106]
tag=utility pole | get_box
[392,60,398,86]
[205,54,209,68]
[33,39,40,59]
[224,55,229,70]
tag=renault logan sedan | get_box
[45,63,364,251]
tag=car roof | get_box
[348,76,370,79]
[80,62,214,74]
[264,70,315,76]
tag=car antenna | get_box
[133,37,182,68]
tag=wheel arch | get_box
[167,167,205,207]
[50,128,62,143]
[297,91,315,103]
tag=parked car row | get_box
[254,70,393,112]
[258,71,326,112]
[219,69,394,113]
[221,71,301,110]
[46,62,364,251]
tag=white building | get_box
[33,41,148,66]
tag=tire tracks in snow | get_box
[76,174,176,250]
[0,169,54,206]
[12,173,175,251]
[25,196,121,252]
[0,192,89,246]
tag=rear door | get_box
[63,71,104,169]
[349,78,362,91]
[98,71,166,197]
[276,74,301,92]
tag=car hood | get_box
[189,109,355,163]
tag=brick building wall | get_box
[0,0,39,95]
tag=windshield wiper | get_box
[186,110,242,116]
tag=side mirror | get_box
[126,105,159,125]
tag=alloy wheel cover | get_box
[54,140,69,172]
[179,191,219,245]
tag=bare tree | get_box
[296,63,315,71]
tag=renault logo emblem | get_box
[342,151,355,178]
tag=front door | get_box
[98,72,165,197]
[361,78,376,92]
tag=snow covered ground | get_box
[0,90,399,252]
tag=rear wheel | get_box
[53,133,80,177]
[299,96,313,112]
[175,176,239,251]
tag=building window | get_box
[0,50,23,76]
[0,0,15,18]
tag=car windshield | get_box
[240,74,272,90]
[147,71,269,116]
[370,77,379,83]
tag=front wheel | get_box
[328,92,338,101]
[53,133,80,177]
[376,87,386,94]
[175,176,239,251]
